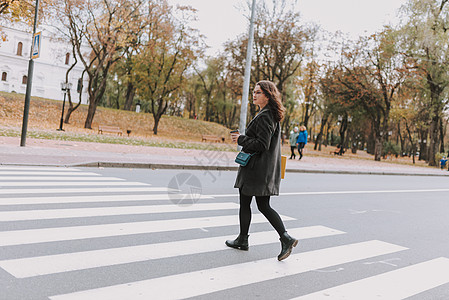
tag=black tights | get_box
[239,191,286,236]
[298,142,305,159]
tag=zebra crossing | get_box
[0,166,448,299]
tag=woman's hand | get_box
[231,132,240,143]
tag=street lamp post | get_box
[238,0,257,138]
[57,82,72,131]
[20,0,40,146]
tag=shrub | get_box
[383,141,401,157]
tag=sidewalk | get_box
[1,136,448,176]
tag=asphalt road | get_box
[0,166,448,299]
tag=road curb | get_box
[2,161,447,177]
[71,161,240,171]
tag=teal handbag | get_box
[235,152,255,167]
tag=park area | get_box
[0,91,437,170]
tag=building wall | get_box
[0,25,89,104]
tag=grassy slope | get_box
[0,91,234,151]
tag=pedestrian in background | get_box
[440,157,447,170]
[228,80,298,261]
[289,127,299,159]
[296,125,308,160]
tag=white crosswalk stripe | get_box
[0,167,82,171]
[0,176,124,181]
[0,214,294,246]
[0,202,240,221]
[0,171,100,175]
[48,241,407,300]
[0,166,448,300]
[293,257,449,300]
[0,187,174,195]
[0,194,214,205]
[0,181,149,187]
[0,226,345,278]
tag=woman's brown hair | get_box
[256,80,285,122]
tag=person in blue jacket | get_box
[296,125,308,160]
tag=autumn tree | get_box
[133,2,201,135]
[193,58,219,122]
[225,0,311,130]
[56,0,146,129]
[111,9,150,112]
[1,0,53,42]
[212,57,242,128]
[398,0,449,165]
[325,29,407,161]
[297,57,320,129]
[0,0,52,21]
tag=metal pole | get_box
[20,0,40,146]
[57,90,67,131]
[238,0,257,136]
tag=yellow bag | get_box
[281,155,287,179]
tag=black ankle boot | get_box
[278,232,298,261]
[225,234,249,251]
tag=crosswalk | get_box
[0,166,448,299]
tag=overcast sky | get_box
[168,0,409,55]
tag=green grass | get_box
[0,127,238,152]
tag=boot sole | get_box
[225,242,249,251]
[278,239,298,261]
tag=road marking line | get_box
[0,214,294,246]
[0,226,344,278]
[209,188,449,198]
[0,176,124,181]
[0,171,100,176]
[0,187,174,195]
[0,167,80,171]
[48,240,407,300]
[0,194,214,205]
[0,181,150,187]
[292,257,449,300]
[280,189,449,195]
[0,203,239,221]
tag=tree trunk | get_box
[367,129,375,155]
[123,82,136,111]
[418,129,428,161]
[398,123,405,156]
[374,134,382,161]
[84,101,97,129]
[84,62,111,129]
[428,115,440,166]
[314,112,329,151]
[153,114,161,135]
[152,98,168,135]
[324,120,331,147]
[351,130,358,154]
[338,115,348,152]
[303,104,310,130]
[439,119,445,154]
[64,89,81,124]
[84,79,107,129]
[372,119,383,161]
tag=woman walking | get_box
[289,127,299,159]
[296,125,308,160]
[227,80,298,261]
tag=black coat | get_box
[234,106,281,196]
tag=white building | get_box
[0,24,89,104]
